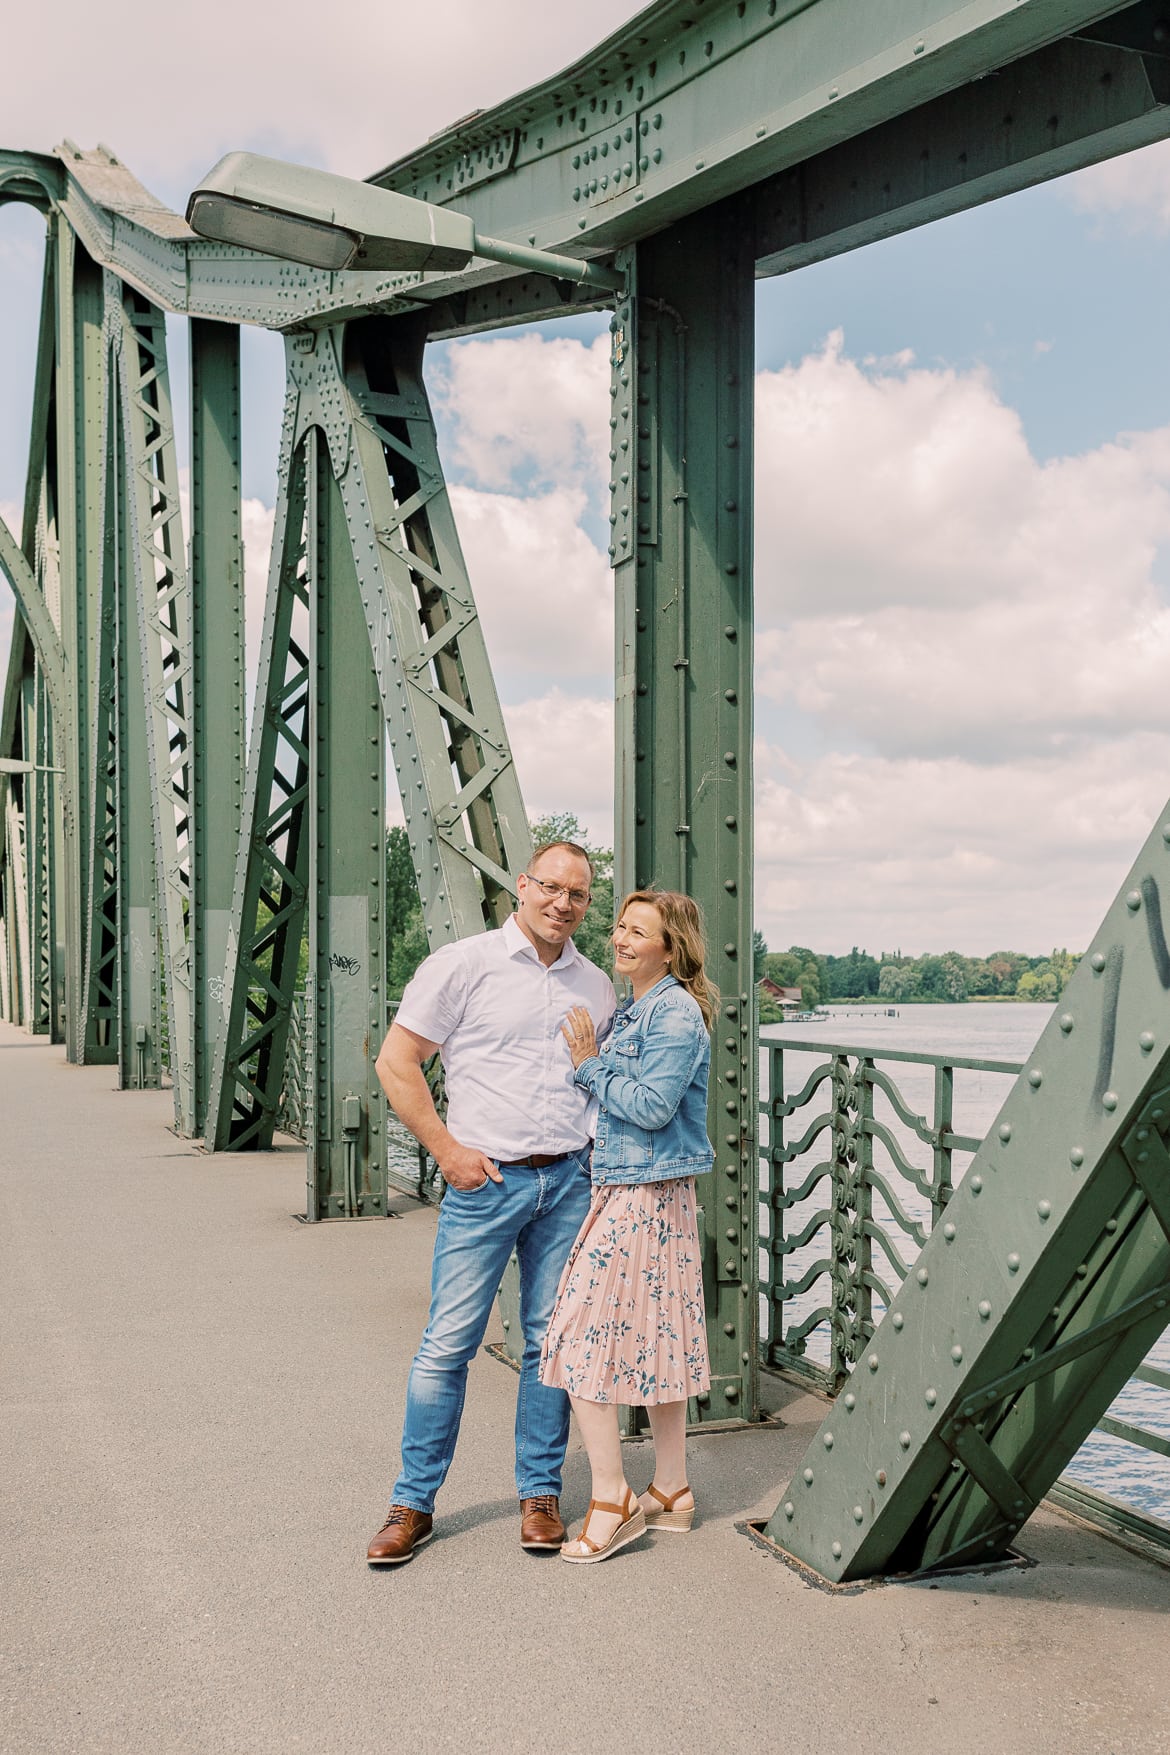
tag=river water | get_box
[763,1001,1170,1527]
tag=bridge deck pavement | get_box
[3,1022,1169,1755]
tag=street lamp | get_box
[187,152,624,293]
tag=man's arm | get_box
[374,1022,503,1190]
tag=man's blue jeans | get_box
[391,1151,592,1514]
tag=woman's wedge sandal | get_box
[643,1483,695,1532]
[560,1488,647,1564]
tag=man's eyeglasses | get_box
[524,874,591,908]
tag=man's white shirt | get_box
[395,915,616,1161]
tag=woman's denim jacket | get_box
[573,975,714,1185]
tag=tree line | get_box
[754,941,1080,1019]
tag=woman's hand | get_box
[562,1006,598,1069]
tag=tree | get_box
[753,930,768,984]
[387,906,429,999]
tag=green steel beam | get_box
[769,806,1170,1581]
[304,428,388,1217]
[374,0,1153,257]
[612,201,759,1424]
[205,397,311,1152]
[189,319,245,1135]
[207,317,531,1206]
[108,335,162,1092]
[111,280,194,1127]
[753,25,1170,274]
[53,226,106,1063]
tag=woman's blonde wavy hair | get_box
[617,889,718,1033]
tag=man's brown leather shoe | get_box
[367,1505,434,1566]
[520,1494,565,1550]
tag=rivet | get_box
[970,1175,983,1194]
[803,1468,814,1485]
[853,1506,864,1524]
[899,1431,911,1450]
[951,1345,963,1363]
[925,1388,937,1406]
[1059,1013,1074,1034]
[1070,1147,1084,1167]
[1140,1031,1156,1052]
[917,1267,929,1286]
[998,1122,1012,1143]
[823,1432,834,1449]
[831,1540,842,1558]
[875,1470,887,1487]
[1007,1252,1020,1272]
[892,1313,904,1331]
[868,1353,879,1372]
[724,1384,739,1402]
[1037,1200,1052,1220]
[1028,1069,1042,1089]
[978,1300,991,1319]
[1091,952,1107,973]
[1105,1217,1118,1234]
[1102,1090,1119,1112]
[1126,889,1143,911]
[783,1501,795,1520]
[843,1393,856,1411]
[943,1223,956,1241]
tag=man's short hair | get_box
[529,839,595,884]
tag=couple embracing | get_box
[367,838,716,1568]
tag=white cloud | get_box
[754,334,1170,761]
[502,688,614,842]
[1065,137,1170,233]
[450,483,611,680]
[433,333,611,499]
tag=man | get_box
[367,840,616,1565]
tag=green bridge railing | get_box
[762,1034,1170,1562]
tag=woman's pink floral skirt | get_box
[540,1176,710,1406]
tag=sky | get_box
[4,1,1170,959]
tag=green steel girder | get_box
[109,278,194,1126]
[54,226,108,1064]
[612,202,759,1424]
[374,0,1154,261]
[189,319,245,1135]
[754,25,1170,274]
[304,428,388,1218]
[206,316,531,1213]
[768,807,1170,1581]
[205,394,311,1152]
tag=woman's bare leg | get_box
[638,1399,694,1514]
[562,1395,636,1555]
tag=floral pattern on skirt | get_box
[539,1176,710,1405]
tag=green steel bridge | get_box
[2,0,1170,1585]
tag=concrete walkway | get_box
[3,1020,1169,1755]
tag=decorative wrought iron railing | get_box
[760,1034,1170,1557]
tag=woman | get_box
[540,888,716,1564]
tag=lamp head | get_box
[186,152,477,273]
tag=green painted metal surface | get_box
[613,202,759,1422]
[189,319,245,1137]
[768,805,1170,1580]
